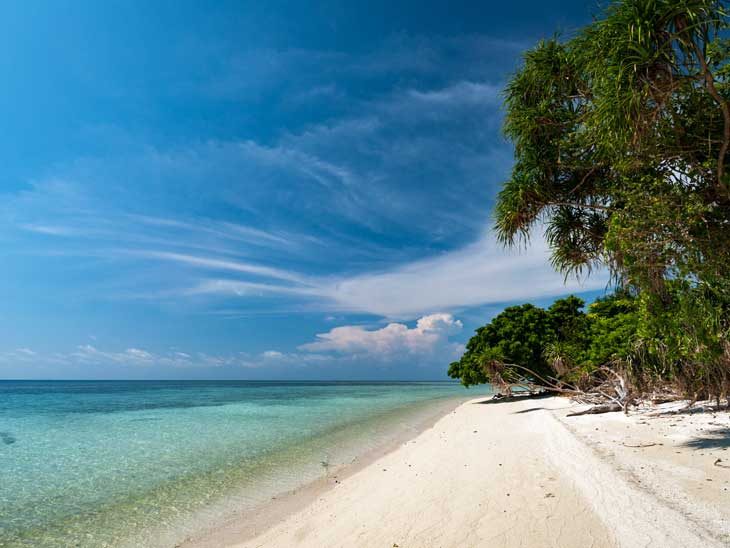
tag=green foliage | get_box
[586,292,639,368]
[634,282,730,396]
[447,287,729,399]
[488,0,730,400]
[498,0,730,282]
[449,296,590,387]
[448,304,554,387]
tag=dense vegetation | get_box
[448,293,639,392]
[449,0,730,404]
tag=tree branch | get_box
[549,201,610,211]
[686,31,730,198]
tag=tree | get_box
[449,297,589,388]
[585,292,639,368]
[493,0,730,399]
[497,0,730,284]
[544,296,591,382]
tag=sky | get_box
[0,0,609,380]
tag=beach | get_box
[196,396,729,548]
[5,382,729,547]
[0,381,479,547]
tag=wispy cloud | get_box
[0,30,600,375]
[3,92,513,307]
[14,348,36,356]
[19,224,80,236]
[124,250,308,284]
[407,81,501,106]
[188,279,317,298]
[5,63,511,269]
[193,230,608,317]
[192,33,527,102]
[322,232,608,317]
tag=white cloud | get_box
[71,345,157,366]
[15,348,36,356]
[321,231,608,317]
[125,250,309,285]
[189,279,318,298]
[0,348,39,364]
[237,139,357,188]
[19,224,79,236]
[194,231,608,318]
[124,348,154,361]
[299,313,463,359]
[407,81,501,106]
[0,344,333,372]
[130,215,299,249]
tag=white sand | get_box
[199,396,728,548]
[557,400,730,545]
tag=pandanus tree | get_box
[498,0,730,282]
[491,0,730,399]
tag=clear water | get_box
[0,380,485,547]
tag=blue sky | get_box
[0,0,608,380]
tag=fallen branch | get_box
[566,403,622,416]
[621,442,660,448]
[483,361,633,414]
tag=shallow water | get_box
[0,380,486,547]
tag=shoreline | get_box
[181,395,472,548]
[194,395,729,548]
[2,382,477,548]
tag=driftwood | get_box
[486,361,633,414]
[566,403,623,416]
[621,442,660,448]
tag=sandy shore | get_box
[196,396,729,548]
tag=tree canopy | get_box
[448,296,594,388]
[450,1,730,401]
[498,1,730,287]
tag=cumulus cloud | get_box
[0,344,334,373]
[299,313,463,360]
[71,345,156,365]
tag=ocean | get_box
[0,380,486,547]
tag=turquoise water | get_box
[0,380,484,547]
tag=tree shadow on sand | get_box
[472,392,552,405]
[650,403,730,417]
[681,428,730,450]
[512,406,550,414]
